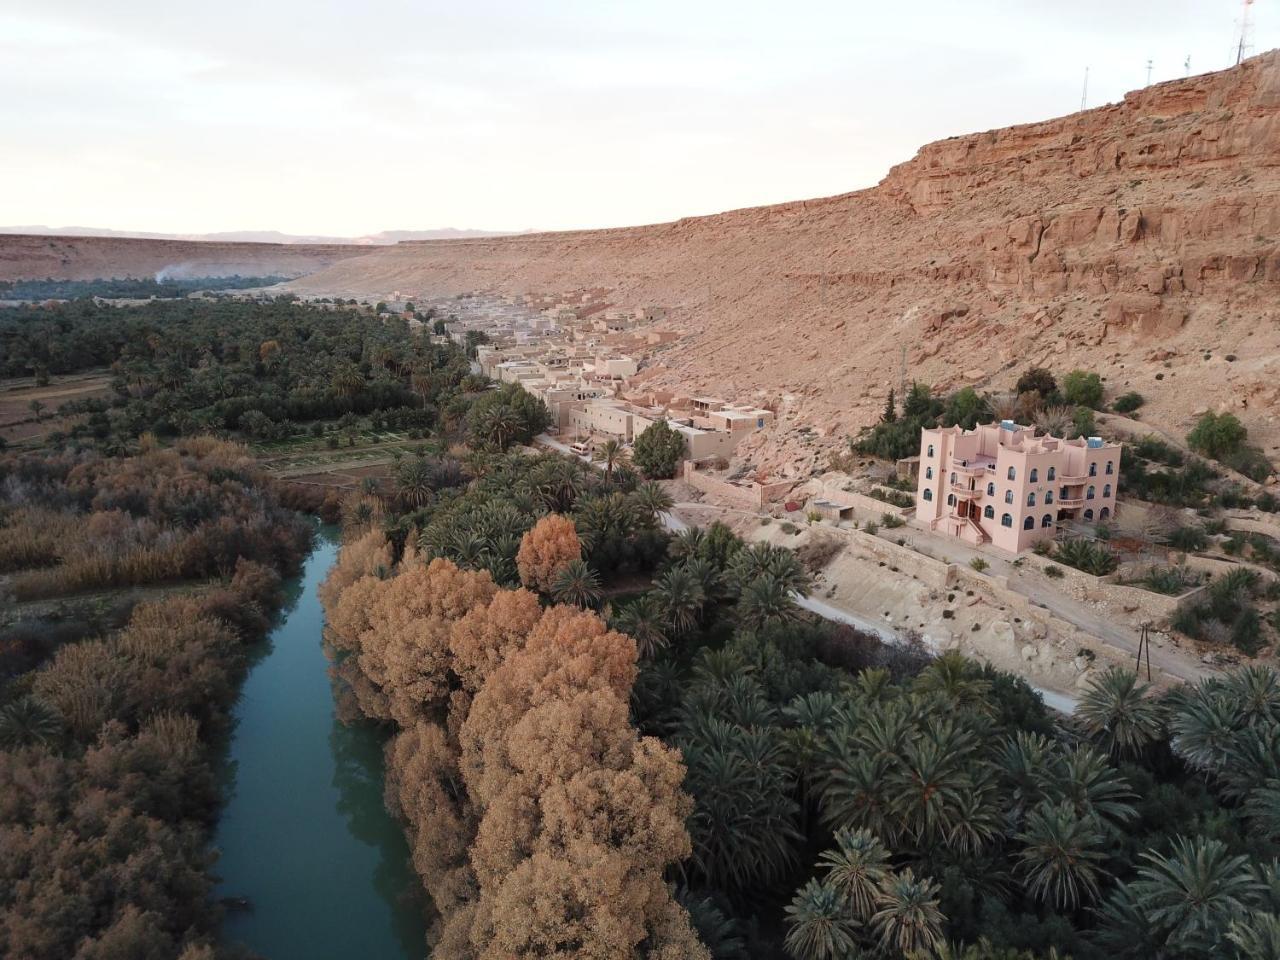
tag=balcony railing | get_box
[949,484,979,499]
[1057,497,1085,508]
[950,460,988,477]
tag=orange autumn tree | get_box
[515,513,582,594]
[319,548,707,960]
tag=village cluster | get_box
[396,290,778,465]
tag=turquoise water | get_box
[214,529,426,959]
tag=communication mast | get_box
[1080,66,1089,111]
[1145,59,1154,86]
[1236,0,1256,65]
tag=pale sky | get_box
[1,1,1275,236]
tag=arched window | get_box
[1103,483,1111,497]
[1023,515,1035,530]
[1100,506,1111,520]
[927,445,934,458]
[949,472,956,485]
[1045,490,1054,505]
[1106,461,1114,475]
[1086,485,1096,500]
[1089,462,1097,476]
[1004,490,1014,504]
[1007,466,1016,481]
[983,505,994,519]
[1084,508,1095,521]
[986,482,995,496]
[1042,514,1053,528]
[947,493,956,506]
[1030,468,1039,483]
[923,489,933,501]
[1047,466,1056,481]
[925,466,933,479]
[1027,492,1036,507]
[1001,513,1013,528]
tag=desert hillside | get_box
[0,233,372,282]
[289,51,1280,459]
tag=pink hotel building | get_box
[915,421,1121,554]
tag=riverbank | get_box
[214,528,426,960]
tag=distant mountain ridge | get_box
[0,226,532,245]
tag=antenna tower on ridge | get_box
[1145,59,1154,86]
[1236,0,1256,65]
[1080,66,1089,111]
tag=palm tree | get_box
[0,696,62,749]
[819,743,896,842]
[533,457,584,512]
[682,555,725,605]
[332,361,365,403]
[783,880,860,960]
[1128,836,1262,956]
[817,827,890,921]
[1224,665,1280,725]
[1051,744,1137,830]
[593,438,628,482]
[1169,682,1238,775]
[1245,780,1280,842]
[871,869,945,958]
[886,719,985,848]
[1228,911,1280,960]
[1015,799,1108,910]
[395,457,435,507]
[551,558,602,608]
[913,651,993,713]
[679,715,802,890]
[1035,405,1075,438]
[678,890,749,960]
[999,732,1055,827]
[653,565,706,635]
[632,480,673,523]
[737,573,801,630]
[1076,667,1166,759]
[474,405,522,450]
[1093,884,1157,960]
[987,392,1022,422]
[726,542,810,597]
[611,595,669,659]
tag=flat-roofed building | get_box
[915,420,1121,553]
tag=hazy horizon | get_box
[3,1,1275,237]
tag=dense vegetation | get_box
[0,298,479,450]
[321,411,1280,959]
[0,275,291,300]
[0,439,313,959]
[853,370,1104,463]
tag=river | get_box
[214,528,426,959]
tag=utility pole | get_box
[1136,622,1153,682]
[1145,59,1154,86]
[1080,66,1089,111]
[1236,0,1255,65]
